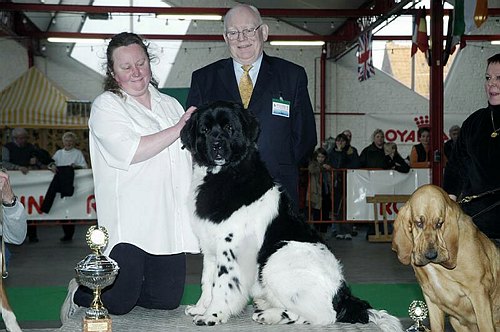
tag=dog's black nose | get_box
[212,141,223,151]
[424,249,438,260]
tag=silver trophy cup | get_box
[406,300,431,332]
[75,226,119,321]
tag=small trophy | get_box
[406,300,431,332]
[75,226,119,332]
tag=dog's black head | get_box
[180,101,260,167]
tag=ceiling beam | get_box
[7,31,497,43]
[0,3,386,18]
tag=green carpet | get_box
[6,283,424,322]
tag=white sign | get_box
[346,169,430,221]
[9,170,96,220]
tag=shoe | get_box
[60,278,81,325]
[344,234,352,240]
[336,234,345,240]
[60,236,73,242]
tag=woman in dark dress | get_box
[443,53,500,241]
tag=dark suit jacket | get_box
[187,53,317,207]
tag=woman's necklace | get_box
[491,110,500,138]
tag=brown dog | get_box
[392,184,500,332]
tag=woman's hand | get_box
[0,171,15,204]
[177,106,197,129]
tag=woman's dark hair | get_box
[487,53,500,65]
[335,133,348,142]
[103,32,159,96]
[417,126,430,138]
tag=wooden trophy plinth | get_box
[83,317,112,332]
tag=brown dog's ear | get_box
[441,198,460,269]
[392,203,413,265]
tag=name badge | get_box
[272,98,290,118]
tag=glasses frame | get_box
[225,24,262,41]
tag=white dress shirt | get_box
[89,86,199,255]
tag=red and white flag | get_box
[357,30,375,82]
[411,7,429,57]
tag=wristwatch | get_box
[2,195,17,207]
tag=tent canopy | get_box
[0,67,89,129]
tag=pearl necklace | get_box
[491,111,500,138]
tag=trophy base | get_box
[83,317,112,332]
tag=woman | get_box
[60,32,199,323]
[409,127,430,168]
[0,170,27,269]
[443,53,500,241]
[1,171,28,247]
[328,133,357,239]
[359,128,385,168]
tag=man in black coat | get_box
[186,4,317,208]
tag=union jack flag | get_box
[357,30,375,82]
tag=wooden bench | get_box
[365,195,411,242]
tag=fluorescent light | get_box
[48,37,106,44]
[270,41,325,46]
[491,41,500,45]
[156,14,222,21]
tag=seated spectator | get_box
[1,170,28,264]
[47,132,88,242]
[2,128,39,175]
[383,142,410,173]
[50,132,88,171]
[444,124,460,161]
[359,129,386,168]
[409,127,431,168]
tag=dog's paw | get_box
[252,298,271,311]
[192,313,225,326]
[185,305,206,316]
[252,308,308,325]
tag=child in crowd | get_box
[307,148,332,233]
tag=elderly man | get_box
[186,4,317,209]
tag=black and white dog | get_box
[180,101,402,330]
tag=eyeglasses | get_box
[225,25,262,41]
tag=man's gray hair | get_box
[448,125,460,134]
[371,128,384,142]
[11,128,27,139]
[224,4,263,31]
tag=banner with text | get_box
[9,170,96,220]
[346,169,430,221]
[365,113,467,158]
